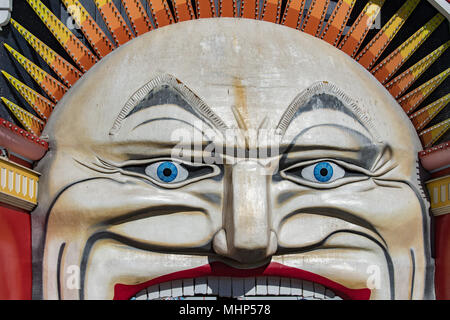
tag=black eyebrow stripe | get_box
[277,82,380,141]
[110,74,228,135]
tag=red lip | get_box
[113,261,371,300]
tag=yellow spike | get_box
[356,0,420,69]
[25,0,98,72]
[410,94,450,131]
[3,43,69,103]
[61,0,115,58]
[10,18,82,88]
[1,97,45,136]
[1,70,54,121]
[385,41,450,99]
[419,119,450,148]
[398,67,450,115]
[371,14,445,85]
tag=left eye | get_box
[300,161,345,183]
[145,161,189,183]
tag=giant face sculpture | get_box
[32,19,433,300]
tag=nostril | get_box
[212,229,228,256]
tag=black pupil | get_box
[163,168,172,177]
[320,168,329,176]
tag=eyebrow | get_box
[277,81,380,142]
[109,74,228,135]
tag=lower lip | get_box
[113,261,371,300]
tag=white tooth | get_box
[135,290,147,300]
[256,277,268,295]
[267,276,280,295]
[290,279,302,296]
[159,281,171,297]
[314,284,326,299]
[232,277,245,297]
[302,281,314,298]
[171,280,183,297]
[147,285,160,300]
[279,278,291,295]
[207,276,219,295]
[244,277,256,296]
[183,279,195,296]
[325,289,335,299]
[219,277,232,297]
[184,296,217,300]
[194,277,207,294]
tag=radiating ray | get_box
[410,94,450,131]
[356,0,420,70]
[94,0,134,46]
[25,0,97,72]
[10,19,82,88]
[4,44,68,103]
[241,0,258,19]
[172,0,195,21]
[385,41,450,99]
[195,0,216,18]
[61,0,115,58]
[371,14,445,84]
[147,0,175,28]
[338,0,385,58]
[399,68,449,115]
[121,0,153,35]
[301,0,330,37]
[219,0,237,17]
[260,0,282,22]
[419,119,450,148]
[321,0,356,46]
[1,71,54,121]
[1,97,45,136]
[280,0,305,29]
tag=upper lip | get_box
[113,261,371,300]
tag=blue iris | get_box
[313,162,334,182]
[156,162,178,183]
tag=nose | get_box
[213,160,277,264]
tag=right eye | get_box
[145,161,188,184]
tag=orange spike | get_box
[321,0,356,46]
[1,70,54,121]
[10,19,82,88]
[121,0,153,35]
[399,68,449,115]
[147,0,175,28]
[195,0,216,18]
[385,41,449,99]
[172,0,195,21]
[61,0,115,58]
[410,94,450,131]
[356,0,420,70]
[280,0,306,29]
[1,97,45,136]
[301,0,330,37]
[25,0,97,72]
[94,0,134,46]
[4,44,68,103]
[241,0,258,19]
[219,0,237,17]
[419,119,450,148]
[261,0,282,23]
[338,0,385,58]
[371,14,445,85]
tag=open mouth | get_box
[114,262,371,300]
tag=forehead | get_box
[45,19,421,155]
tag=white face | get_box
[32,19,433,300]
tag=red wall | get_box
[0,203,32,300]
[435,214,450,300]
